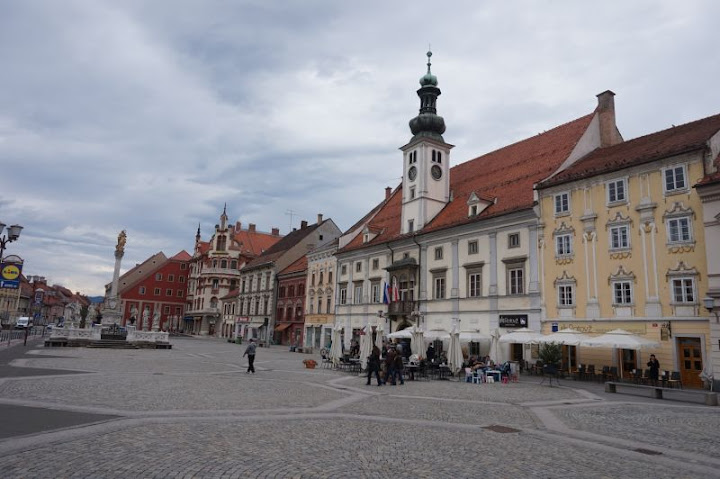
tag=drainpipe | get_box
[385,242,395,332]
[411,233,422,326]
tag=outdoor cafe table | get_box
[405,364,419,380]
[486,369,501,383]
[436,365,451,380]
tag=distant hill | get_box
[88,296,105,304]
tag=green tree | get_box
[538,342,562,366]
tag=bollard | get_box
[24,327,28,346]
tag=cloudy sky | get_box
[1,1,719,296]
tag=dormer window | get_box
[466,192,494,218]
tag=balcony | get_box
[388,300,416,316]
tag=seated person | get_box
[438,352,448,365]
[466,355,477,368]
[471,360,486,371]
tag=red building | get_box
[275,256,307,346]
[116,250,191,331]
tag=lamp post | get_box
[0,223,23,260]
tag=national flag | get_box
[382,282,389,304]
[392,278,400,302]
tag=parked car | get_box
[15,317,33,329]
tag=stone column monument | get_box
[101,230,126,326]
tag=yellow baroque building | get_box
[536,106,720,388]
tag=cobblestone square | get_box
[0,337,718,478]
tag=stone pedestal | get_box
[101,248,124,326]
[100,300,122,326]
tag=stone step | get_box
[87,340,139,349]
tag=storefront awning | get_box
[242,321,264,328]
[274,323,292,332]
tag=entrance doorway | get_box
[618,349,636,380]
[561,345,576,373]
[677,337,703,388]
[511,343,523,362]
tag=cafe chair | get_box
[667,371,682,389]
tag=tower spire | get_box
[408,50,446,142]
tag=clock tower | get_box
[400,51,453,234]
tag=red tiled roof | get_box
[278,256,308,276]
[170,250,192,261]
[245,222,324,269]
[232,229,282,256]
[540,112,720,188]
[221,288,239,300]
[340,113,595,252]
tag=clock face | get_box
[108,299,117,309]
[408,166,417,181]
[431,165,442,180]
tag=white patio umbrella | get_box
[580,329,660,379]
[387,327,413,339]
[581,329,660,349]
[410,326,425,356]
[359,324,374,371]
[537,328,590,346]
[447,325,464,375]
[459,331,491,344]
[330,326,343,366]
[488,329,500,363]
[424,329,450,342]
[498,328,545,344]
[375,323,384,351]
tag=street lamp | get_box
[703,297,719,323]
[0,223,23,259]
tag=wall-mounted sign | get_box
[0,261,23,289]
[499,315,528,328]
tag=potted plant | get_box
[538,342,562,376]
[303,359,317,369]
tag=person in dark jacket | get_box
[366,345,382,386]
[243,339,257,374]
[426,344,436,363]
[393,351,405,385]
[384,347,396,385]
[647,354,660,386]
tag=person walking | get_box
[647,354,660,386]
[366,345,382,386]
[243,338,257,374]
[393,350,405,385]
[385,346,396,385]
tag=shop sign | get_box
[499,315,528,328]
[562,322,648,335]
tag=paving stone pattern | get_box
[0,337,717,478]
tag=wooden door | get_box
[618,349,636,379]
[562,345,577,373]
[677,337,703,389]
[511,343,523,362]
